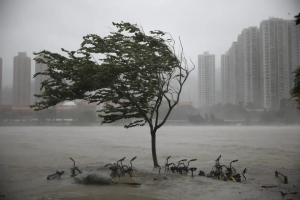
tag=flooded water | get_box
[0,126,299,200]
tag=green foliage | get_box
[278,98,299,123]
[31,22,194,131]
[209,101,299,124]
[210,113,216,124]
[157,104,198,120]
[209,103,247,120]
[295,13,300,25]
[260,109,278,124]
[188,114,205,124]
[290,66,300,112]
[290,14,300,112]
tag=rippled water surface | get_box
[0,126,299,200]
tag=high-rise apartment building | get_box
[0,57,2,105]
[221,53,229,104]
[228,42,240,104]
[240,27,260,108]
[260,19,294,109]
[198,52,215,108]
[13,52,31,105]
[236,35,245,105]
[221,17,300,109]
[224,40,246,106]
[35,58,48,103]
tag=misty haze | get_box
[0,0,300,200]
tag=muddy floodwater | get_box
[0,126,300,200]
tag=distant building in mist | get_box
[198,52,215,108]
[221,17,300,109]
[236,35,245,105]
[215,90,222,104]
[223,28,260,107]
[241,27,260,108]
[34,57,48,103]
[228,42,241,105]
[13,52,31,106]
[0,57,2,105]
[221,53,229,104]
[260,18,295,109]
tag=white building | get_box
[221,17,299,109]
[259,18,294,108]
[240,27,260,108]
[221,52,229,104]
[198,52,215,108]
[228,42,239,105]
[0,57,2,105]
[13,52,31,106]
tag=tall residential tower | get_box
[198,52,215,108]
[221,52,229,104]
[0,57,2,105]
[221,17,300,109]
[241,27,260,108]
[13,52,31,105]
[228,42,240,104]
[259,19,294,108]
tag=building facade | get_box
[0,57,2,105]
[228,42,239,104]
[241,27,260,108]
[221,53,229,104]
[13,52,31,106]
[221,17,300,109]
[34,58,48,103]
[198,52,215,108]
[260,18,294,109]
[236,35,245,105]
[0,58,3,105]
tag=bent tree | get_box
[31,22,194,167]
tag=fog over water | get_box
[0,126,299,200]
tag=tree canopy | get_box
[31,22,194,166]
[290,13,300,112]
[295,13,300,25]
[291,66,300,112]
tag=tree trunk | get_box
[151,132,159,168]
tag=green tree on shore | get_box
[291,66,300,112]
[290,13,300,112]
[31,22,194,167]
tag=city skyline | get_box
[1,17,299,108]
[221,18,299,109]
[1,0,299,89]
[0,14,299,108]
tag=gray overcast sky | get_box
[0,0,299,103]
